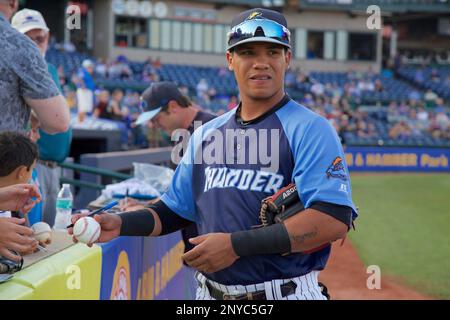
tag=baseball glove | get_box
[258,183,330,254]
[258,183,304,227]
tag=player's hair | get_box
[161,94,192,112]
[0,131,38,177]
[177,95,192,108]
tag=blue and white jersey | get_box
[161,96,357,285]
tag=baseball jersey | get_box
[182,110,216,253]
[161,95,357,285]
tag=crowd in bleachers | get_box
[286,67,419,105]
[46,45,450,149]
[293,84,449,147]
[398,66,450,100]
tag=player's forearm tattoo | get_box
[290,226,318,245]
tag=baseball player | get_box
[69,8,357,300]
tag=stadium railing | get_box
[59,147,173,208]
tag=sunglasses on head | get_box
[227,18,291,49]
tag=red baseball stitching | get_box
[74,218,88,239]
[88,224,100,244]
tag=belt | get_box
[204,280,297,300]
[38,159,59,169]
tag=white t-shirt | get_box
[76,88,94,113]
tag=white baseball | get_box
[73,217,101,244]
[31,222,52,243]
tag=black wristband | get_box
[231,223,291,257]
[150,200,193,235]
[118,209,155,237]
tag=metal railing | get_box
[59,161,132,191]
[60,147,173,207]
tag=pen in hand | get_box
[66,200,119,229]
[37,244,48,252]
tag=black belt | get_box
[203,280,297,300]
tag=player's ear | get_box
[167,101,178,113]
[226,51,234,71]
[284,49,292,69]
[14,165,29,182]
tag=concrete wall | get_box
[283,9,381,72]
[110,47,229,66]
[285,10,369,31]
[93,0,113,60]
[291,59,379,73]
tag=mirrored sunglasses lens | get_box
[228,20,289,45]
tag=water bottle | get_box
[54,184,73,230]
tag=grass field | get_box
[349,173,450,299]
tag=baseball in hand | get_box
[31,222,52,243]
[73,217,101,244]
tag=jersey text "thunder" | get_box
[204,167,284,193]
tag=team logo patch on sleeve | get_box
[326,157,348,181]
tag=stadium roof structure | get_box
[186,0,450,13]
[298,0,450,14]
[193,0,287,8]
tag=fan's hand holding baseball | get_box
[0,218,38,261]
[182,233,239,274]
[68,213,122,247]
